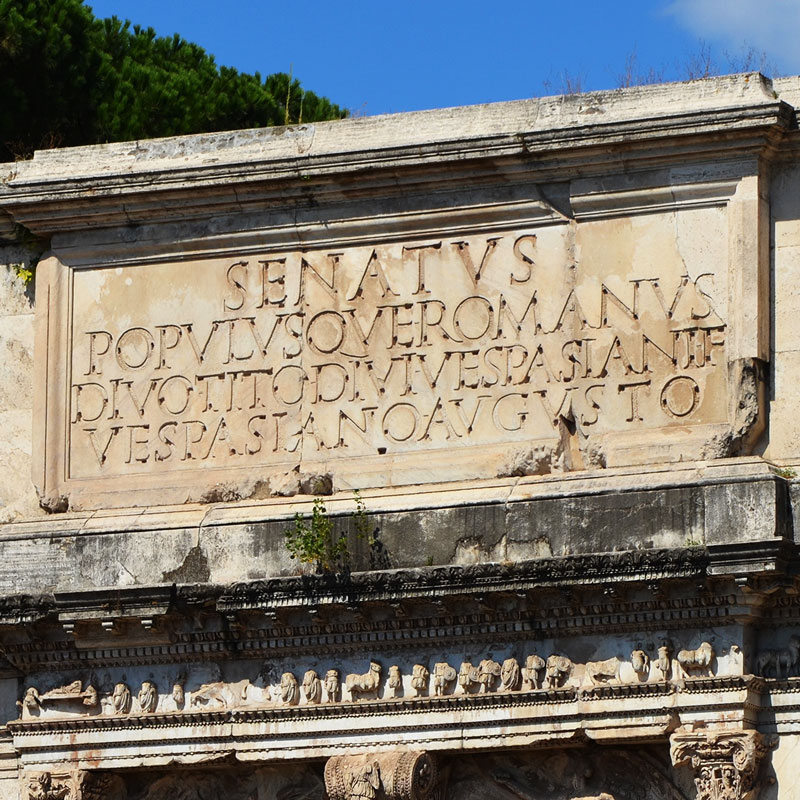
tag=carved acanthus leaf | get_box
[670,730,771,800]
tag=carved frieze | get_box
[16,638,749,722]
[26,772,70,800]
[754,636,800,678]
[447,748,687,800]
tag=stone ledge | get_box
[0,459,791,594]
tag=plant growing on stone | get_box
[284,491,374,573]
[352,490,374,547]
[284,497,346,573]
[11,263,33,286]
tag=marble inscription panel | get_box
[45,211,731,504]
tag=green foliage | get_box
[284,491,374,573]
[0,0,347,162]
[11,263,34,285]
[352,490,374,547]
[774,466,798,480]
[284,497,346,573]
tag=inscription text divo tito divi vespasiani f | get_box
[68,228,726,476]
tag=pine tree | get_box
[0,0,346,162]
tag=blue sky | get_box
[86,0,800,116]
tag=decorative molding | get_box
[0,548,712,630]
[0,557,796,679]
[670,730,772,800]
[3,82,791,238]
[218,549,711,610]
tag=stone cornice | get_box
[0,547,710,626]
[4,544,797,672]
[0,75,792,235]
[217,547,712,609]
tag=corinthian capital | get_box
[670,730,771,800]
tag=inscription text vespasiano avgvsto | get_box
[68,226,727,476]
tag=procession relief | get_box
[65,214,730,482]
[18,636,797,722]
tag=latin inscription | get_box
[68,225,728,477]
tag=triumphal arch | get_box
[1,72,800,799]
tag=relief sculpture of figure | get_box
[756,636,800,678]
[500,658,521,691]
[522,654,546,690]
[631,650,650,680]
[302,669,322,704]
[38,680,98,708]
[655,645,672,681]
[458,662,479,693]
[19,686,40,716]
[280,672,299,706]
[301,669,322,704]
[83,684,99,707]
[585,656,622,686]
[138,680,158,713]
[172,679,185,708]
[388,665,403,697]
[433,662,457,696]
[190,681,227,709]
[545,655,572,688]
[111,682,131,714]
[349,761,381,800]
[411,664,429,697]
[325,669,340,703]
[477,659,501,692]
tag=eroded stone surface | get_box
[0,254,44,524]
